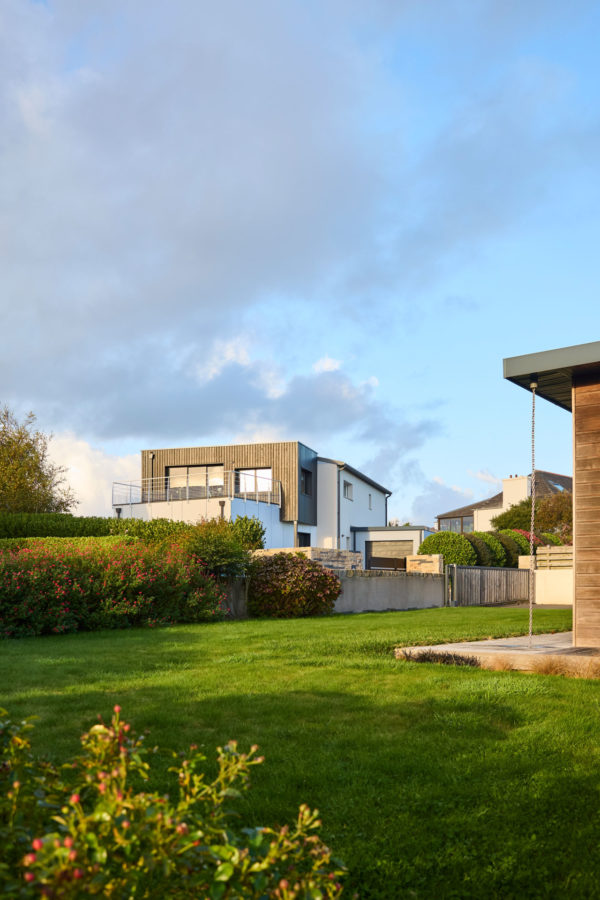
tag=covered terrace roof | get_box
[503,340,600,412]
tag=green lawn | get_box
[5,606,600,899]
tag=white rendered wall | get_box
[473,507,501,531]
[115,497,232,524]
[230,499,294,548]
[316,461,339,548]
[338,470,387,550]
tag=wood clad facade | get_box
[573,375,600,646]
[140,441,318,525]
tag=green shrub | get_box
[248,553,341,618]
[492,532,520,568]
[463,533,494,567]
[500,529,531,556]
[417,532,477,566]
[231,515,266,550]
[109,518,192,542]
[541,531,562,546]
[0,513,112,539]
[0,707,345,898]
[473,531,506,567]
[0,540,226,638]
[181,518,251,577]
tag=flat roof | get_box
[503,340,600,411]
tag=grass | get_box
[4,606,600,898]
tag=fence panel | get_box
[449,565,530,606]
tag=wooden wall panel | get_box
[139,442,303,523]
[574,376,600,646]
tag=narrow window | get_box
[343,480,353,500]
[300,468,312,495]
[368,493,372,510]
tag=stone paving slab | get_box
[395,632,600,672]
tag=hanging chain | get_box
[528,382,537,647]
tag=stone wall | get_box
[254,547,363,571]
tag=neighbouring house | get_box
[436,470,572,534]
[112,441,391,553]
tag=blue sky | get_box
[2,1,598,519]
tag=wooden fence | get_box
[535,546,573,569]
[448,565,530,607]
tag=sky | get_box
[2,0,599,522]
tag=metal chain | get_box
[529,382,537,647]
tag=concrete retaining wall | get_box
[334,570,444,614]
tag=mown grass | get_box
[5,606,600,899]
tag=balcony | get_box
[112,471,282,509]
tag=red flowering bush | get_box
[247,553,341,618]
[0,707,345,898]
[0,539,226,639]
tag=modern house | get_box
[112,441,391,551]
[504,339,600,647]
[351,525,434,566]
[436,471,572,534]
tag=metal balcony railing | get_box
[112,472,282,508]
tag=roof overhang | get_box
[503,340,600,412]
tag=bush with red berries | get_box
[0,538,226,639]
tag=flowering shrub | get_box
[0,540,226,639]
[0,707,346,898]
[248,554,341,618]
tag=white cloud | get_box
[48,433,139,517]
[196,338,251,383]
[468,468,502,486]
[313,356,342,373]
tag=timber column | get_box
[573,373,600,646]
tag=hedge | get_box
[473,531,507,567]
[463,533,494,567]
[492,532,520,568]
[0,539,226,638]
[417,532,477,566]
[0,513,193,541]
[500,529,531,556]
[541,531,562,546]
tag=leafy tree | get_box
[537,491,573,543]
[490,497,533,531]
[0,406,76,513]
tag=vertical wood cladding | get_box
[141,442,305,523]
[573,374,600,646]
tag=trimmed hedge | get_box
[248,553,341,618]
[541,531,562,546]
[493,532,520,568]
[500,529,531,556]
[0,513,193,542]
[418,532,477,566]
[463,533,494,567]
[473,531,506,567]
[0,539,226,638]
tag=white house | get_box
[112,441,392,553]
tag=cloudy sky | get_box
[2,0,599,520]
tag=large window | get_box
[167,465,224,499]
[439,515,473,534]
[236,468,273,494]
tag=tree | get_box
[490,497,533,531]
[0,405,76,513]
[537,491,573,543]
[490,491,573,544]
